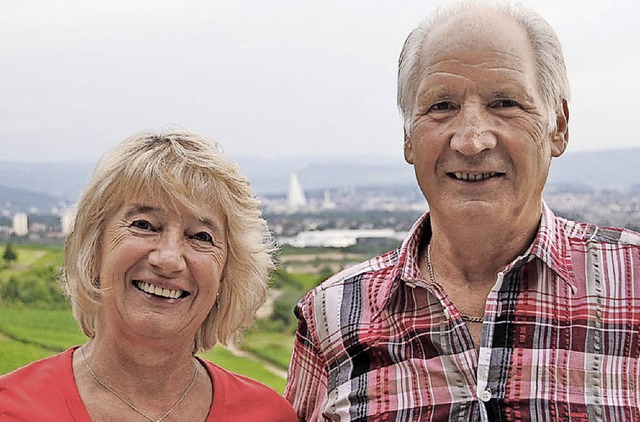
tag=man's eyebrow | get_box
[417,81,456,96]
[489,86,535,101]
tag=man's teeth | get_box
[135,281,183,299]
[453,172,498,181]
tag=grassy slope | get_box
[0,334,53,374]
[201,346,287,393]
[0,307,289,393]
[0,246,49,280]
[241,330,295,370]
[0,245,301,394]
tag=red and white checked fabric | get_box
[285,203,640,421]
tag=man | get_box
[285,1,640,421]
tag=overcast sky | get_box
[1,0,638,163]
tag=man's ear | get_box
[551,99,569,157]
[404,130,415,164]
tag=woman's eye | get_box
[192,232,214,244]
[131,220,153,231]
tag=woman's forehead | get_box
[116,172,208,204]
[123,190,220,215]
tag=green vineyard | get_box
[0,244,330,394]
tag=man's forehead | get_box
[418,11,534,71]
[423,9,526,46]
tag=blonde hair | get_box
[61,130,274,351]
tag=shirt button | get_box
[478,389,492,402]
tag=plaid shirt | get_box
[285,204,640,421]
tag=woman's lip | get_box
[132,280,189,299]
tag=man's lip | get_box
[447,171,504,182]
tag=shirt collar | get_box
[376,201,576,313]
[374,211,430,313]
[526,201,576,290]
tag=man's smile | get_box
[448,172,504,182]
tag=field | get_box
[0,243,349,394]
[0,307,85,374]
[0,305,291,392]
[0,242,385,396]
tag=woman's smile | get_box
[132,280,190,300]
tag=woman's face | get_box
[96,196,228,345]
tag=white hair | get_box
[398,0,570,137]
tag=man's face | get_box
[404,12,568,229]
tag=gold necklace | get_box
[79,346,198,422]
[426,244,485,324]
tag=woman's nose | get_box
[148,232,186,274]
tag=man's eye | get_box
[131,220,153,231]
[192,232,213,244]
[493,99,519,108]
[429,102,455,112]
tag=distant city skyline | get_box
[1,0,639,163]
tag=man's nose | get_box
[450,104,497,155]
[148,232,186,274]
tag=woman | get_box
[0,131,297,421]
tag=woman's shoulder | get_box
[0,347,75,388]
[200,357,281,397]
[199,357,297,421]
[0,347,83,421]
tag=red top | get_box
[0,346,297,421]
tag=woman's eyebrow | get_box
[198,216,225,237]
[123,204,160,220]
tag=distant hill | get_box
[233,155,415,194]
[228,147,640,194]
[0,185,72,213]
[547,148,639,190]
[0,148,638,205]
[0,162,95,201]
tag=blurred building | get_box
[12,213,28,236]
[287,173,307,210]
[279,228,406,248]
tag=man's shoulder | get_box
[559,217,640,247]
[311,248,398,290]
[294,212,428,318]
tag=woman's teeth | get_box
[134,280,183,299]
